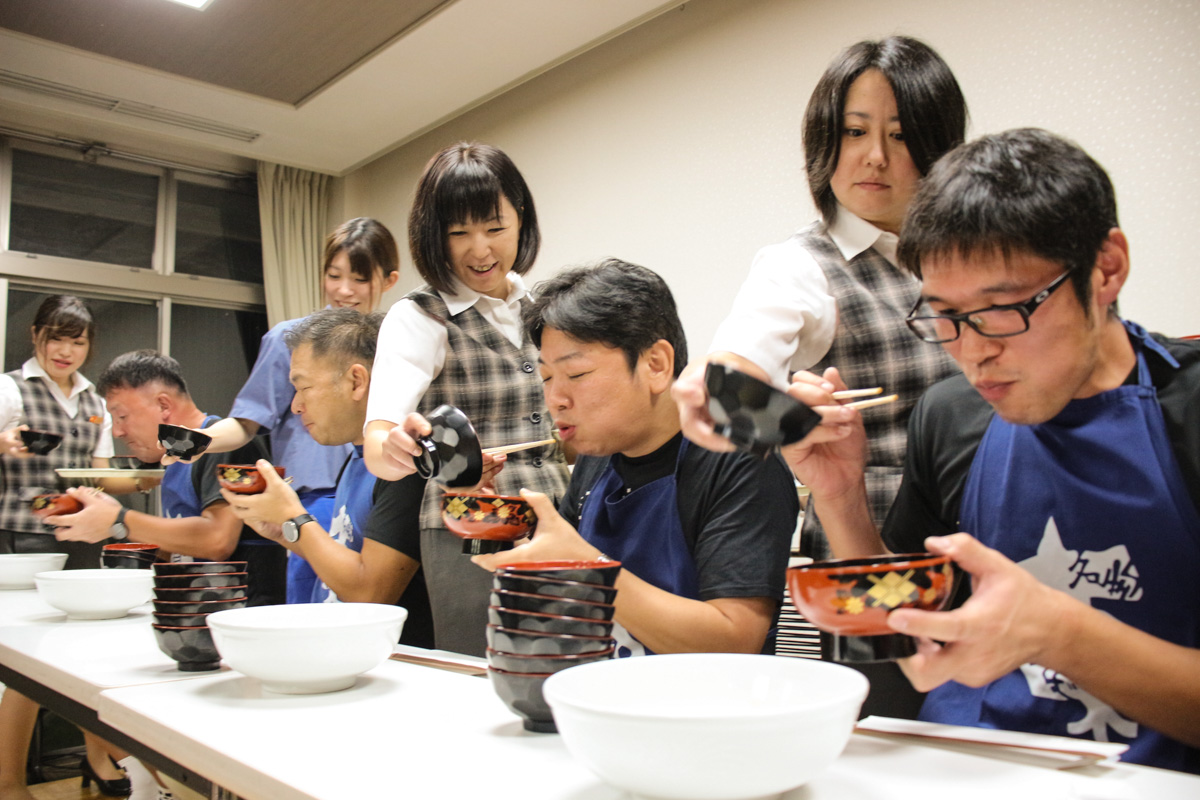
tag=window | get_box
[0,140,267,419]
[169,303,268,417]
[10,150,159,269]
[175,178,263,283]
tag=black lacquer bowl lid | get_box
[413,404,483,488]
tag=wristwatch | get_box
[282,513,316,544]
[110,506,129,541]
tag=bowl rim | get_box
[35,568,153,580]
[487,645,616,663]
[543,653,870,722]
[496,559,621,572]
[441,490,528,503]
[153,585,249,593]
[0,552,69,560]
[492,588,613,610]
[494,572,616,591]
[488,604,615,625]
[487,623,614,644]
[487,665,555,678]
[787,552,950,577]
[205,601,407,632]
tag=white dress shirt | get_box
[0,358,114,457]
[708,206,899,388]
[366,272,531,425]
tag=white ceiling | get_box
[0,0,682,176]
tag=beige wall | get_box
[342,0,1200,352]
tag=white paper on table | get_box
[855,716,1129,770]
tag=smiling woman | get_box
[362,141,569,656]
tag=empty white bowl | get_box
[207,603,407,694]
[34,569,153,619]
[0,553,68,589]
[543,653,868,800]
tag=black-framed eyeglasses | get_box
[905,271,1072,344]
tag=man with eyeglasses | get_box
[783,128,1200,772]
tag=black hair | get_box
[898,128,1119,308]
[322,217,399,307]
[803,36,967,223]
[284,307,383,367]
[97,350,189,397]
[524,258,688,378]
[32,295,96,364]
[408,142,540,294]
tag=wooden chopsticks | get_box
[831,387,899,411]
[481,438,557,457]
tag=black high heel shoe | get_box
[79,754,132,797]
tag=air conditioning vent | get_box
[0,69,261,143]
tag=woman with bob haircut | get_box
[175,217,400,602]
[680,36,967,557]
[0,295,133,797]
[363,141,569,656]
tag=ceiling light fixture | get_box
[164,0,216,9]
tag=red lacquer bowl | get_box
[442,492,536,541]
[30,493,83,520]
[786,553,956,637]
[216,464,285,494]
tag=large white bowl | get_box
[207,603,407,694]
[34,569,153,619]
[543,653,869,800]
[0,553,68,589]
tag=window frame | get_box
[0,138,265,310]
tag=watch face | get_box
[110,523,129,541]
[282,521,299,543]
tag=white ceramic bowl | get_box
[207,603,407,694]
[543,653,869,800]
[34,568,153,619]
[0,553,68,589]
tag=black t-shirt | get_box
[884,331,1200,553]
[363,472,434,649]
[560,432,798,603]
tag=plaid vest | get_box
[0,370,105,534]
[796,222,959,558]
[408,287,569,530]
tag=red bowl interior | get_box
[786,553,956,637]
[215,464,286,494]
[30,494,82,519]
[103,543,159,553]
[441,492,535,541]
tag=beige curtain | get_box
[257,162,330,327]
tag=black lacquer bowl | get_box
[704,362,821,457]
[412,405,483,488]
[157,424,212,460]
[152,624,221,671]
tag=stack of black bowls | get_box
[150,561,248,671]
[486,560,621,732]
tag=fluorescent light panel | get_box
[164,0,215,9]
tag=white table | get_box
[0,588,224,794]
[98,656,1200,800]
[5,588,1199,800]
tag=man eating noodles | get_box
[778,129,1200,771]
[474,259,797,657]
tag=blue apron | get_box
[928,320,1200,771]
[578,439,700,657]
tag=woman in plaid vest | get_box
[364,143,569,656]
[0,295,133,797]
[675,38,968,708]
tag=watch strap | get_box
[284,513,316,542]
[110,505,129,540]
